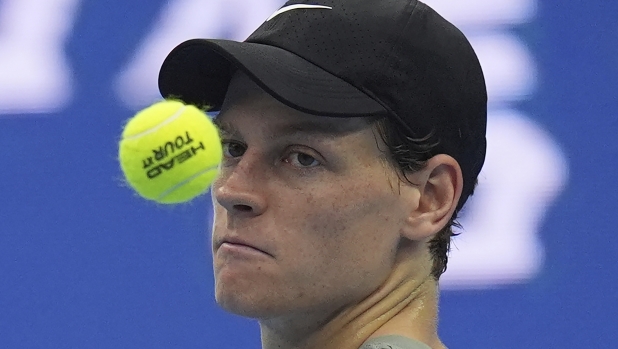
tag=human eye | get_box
[221,140,246,159]
[284,151,321,168]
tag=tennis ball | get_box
[118,100,222,204]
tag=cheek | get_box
[291,175,402,278]
[304,175,400,237]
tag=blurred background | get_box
[0,0,616,348]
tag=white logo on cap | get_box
[266,4,333,21]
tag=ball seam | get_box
[123,105,187,140]
[155,164,219,201]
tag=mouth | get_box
[217,237,273,258]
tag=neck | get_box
[259,244,442,349]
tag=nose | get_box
[213,154,267,217]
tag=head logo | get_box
[266,4,333,21]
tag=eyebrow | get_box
[214,117,362,139]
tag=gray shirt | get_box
[360,335,432,349]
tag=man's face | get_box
[210,72,413,320]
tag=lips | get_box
[217,236,273,257]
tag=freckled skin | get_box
[210,72,410,326]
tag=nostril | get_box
[233,204,252,212]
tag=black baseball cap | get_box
[158,0,487,210]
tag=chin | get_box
[214,287,280,319]
[213,274,276,315]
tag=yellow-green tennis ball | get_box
[118,100,221,204]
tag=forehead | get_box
[216,71,375,137]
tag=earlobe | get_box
[400,154,463,241]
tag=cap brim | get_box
[158,39,386,116]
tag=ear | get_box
[400,154,463,241]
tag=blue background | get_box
[1,0,617,348]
